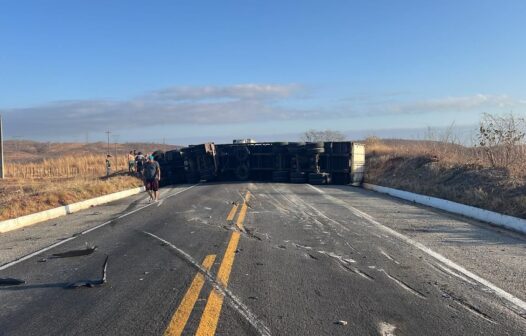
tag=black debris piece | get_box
[52,246,97,258]
[0,278,25,286]
[66,255,108,289]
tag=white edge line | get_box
[306,184,526,313]
[0,184,199,271]
[0,237,76,271]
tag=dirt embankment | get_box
[366,153,526,219]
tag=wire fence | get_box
[4,154,130,179]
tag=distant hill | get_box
[3,140,181,163]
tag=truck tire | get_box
[235,164,250,180]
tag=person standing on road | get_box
[127,151,135,173]
[135,152,145,176]
[105,154,112,177]
[143,155,161,202]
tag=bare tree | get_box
[300,129,346,142]
[477,112,526,168]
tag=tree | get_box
[477,112,526,168]
[300,129,346,142]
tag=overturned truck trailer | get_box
[154,141,365,186]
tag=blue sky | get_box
[1,0,525,144]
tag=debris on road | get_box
[66,255,108,289]
[52,245,97,258]
[379,322,397,336]
[0,278,25,286]
[308,253,319,260]
[334,320,348,326]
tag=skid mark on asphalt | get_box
[143,231,271,336]
[379,249,400,265]
[317,250,356,264]
[439,288,497,324]
[428,262,476,285]
[379,269,427,299]
[292,242,355,264]
[339,264,375,281]
[292,242,374,281]
[306,184,526,318]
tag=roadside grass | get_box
[4,154,129,178]
[0,143,169,222]
[364,137,526,219]
[0,175,143,221]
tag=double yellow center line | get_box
[165,191,251,336]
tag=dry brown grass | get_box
[5,154,130,178]
[365,135,526,176]
[0,175,143,221]
[364,137,526,219]
[0,152,146,221]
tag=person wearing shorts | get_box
[127,151,135,173]
[143,155,161,202]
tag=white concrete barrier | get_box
[0,186,146,233]
[362,183,526,235]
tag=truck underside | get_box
[153,141,365,186]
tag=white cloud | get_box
[2,85,524,140]
[1,84,312,137]
[339,94,524,117]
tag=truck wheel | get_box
[235,164,250,180]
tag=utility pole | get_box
[105,130,111,155]
[112,135,119,171]
[0,114,4,179]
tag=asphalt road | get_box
[1,182,525,336]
